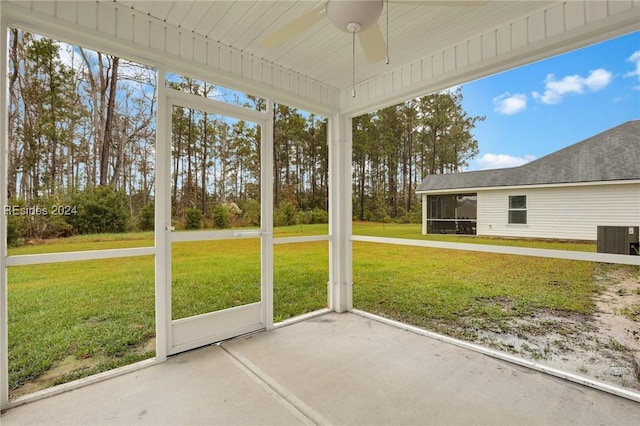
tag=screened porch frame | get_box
[1,0,639,410]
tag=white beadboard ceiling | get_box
[112,0,555,91]
[5,0,635,112]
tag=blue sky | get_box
[459,31,640,171]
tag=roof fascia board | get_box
[340,0,640,117]
[1,1,340,117]
[416,179,640,194]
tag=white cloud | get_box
[584,68,613,91]
[531,68,613,104]
[493,92,527,115]
[624,50,640,78]
[476,153,536,170]
[624,50,640,89]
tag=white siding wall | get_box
[477,183,640,241]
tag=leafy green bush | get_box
[136,203,154,231]
[6,215,26,247]
[310,208,328,224]
[66,186,130,234]
[5,199,26,246]
[184,207,202,230]
[298,208,328,225]
[27,212,74,239]
[274,201,297,227]
[240,199,260,226]
[5,197,74,242]
[32,196,75,238]
[212,204,231,229]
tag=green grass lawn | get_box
[171,240,262,319]
[8,256,156,396]
[353,242,596,339]
[7,223,603,397]
[7,229,329,396]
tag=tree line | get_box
[353,92,484,222]
[5,30,482,244]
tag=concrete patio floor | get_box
[2,312,640,425]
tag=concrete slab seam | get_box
[220,344,329,426]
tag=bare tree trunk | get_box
[79,48,102,186]
[359,160,366,220]
[7,29,19,198]
[406,118,413,213]
[186,108,194,206]
[109,135,123,188]
[430,127,438,175]
[173,116,181,213]
[100,56,119,186]
[201,113,208,213]
[273,104,279,206]
[47,55,58,196]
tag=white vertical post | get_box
[328,114,353,312]
[262,100,274,330]
[422,194,427,235]
[154,67,169,361]
[0,14,10,410]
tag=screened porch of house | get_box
[1,1,639,423]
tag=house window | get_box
[427,194,477,235]
[508,195,527,224]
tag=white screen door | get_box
[163,91,271,355]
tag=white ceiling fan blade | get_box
[391,1,488,6]
[260,5,326,48]
[358,23,387,64]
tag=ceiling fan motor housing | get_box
[326,0,384,33]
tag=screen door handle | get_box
[233,231,261,238]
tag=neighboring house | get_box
[416,120,640,241]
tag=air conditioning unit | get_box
[597,226,639,255]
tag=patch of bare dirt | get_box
[476,266,640,390]
[11,338,156,399]
[10,354,110,399]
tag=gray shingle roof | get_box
[416,120,640,192]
